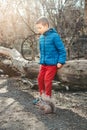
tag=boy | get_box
[33,16,66,112]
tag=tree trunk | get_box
[57,60,87,89]
[85,0,87,24]
[84,0,87,35]
[0,46,28,76]
[0,47,87,90]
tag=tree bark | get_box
[0,46,28,76]
[85,0,87,24]
[57,60,87,88]
[0,47,87,90]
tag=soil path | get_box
[0,77,87,130]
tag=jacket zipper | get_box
[44,35,46,64]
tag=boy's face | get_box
[36,23,49,34]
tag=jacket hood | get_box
[43,28,57,36]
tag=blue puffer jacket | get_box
[39,28,66,65]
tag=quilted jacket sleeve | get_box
[54,33,66,64]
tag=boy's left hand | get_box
[57,63,63,69]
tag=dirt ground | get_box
[0,77,87,130]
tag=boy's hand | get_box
[57,63,63,69]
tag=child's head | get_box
[36,16,49,34]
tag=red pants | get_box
[37,65,57,97]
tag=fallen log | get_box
[0,46,29,76]
[57,60,87,89]
[24,60,87,90]
[0,46,87,90]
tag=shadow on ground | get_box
[0,78,87,130]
